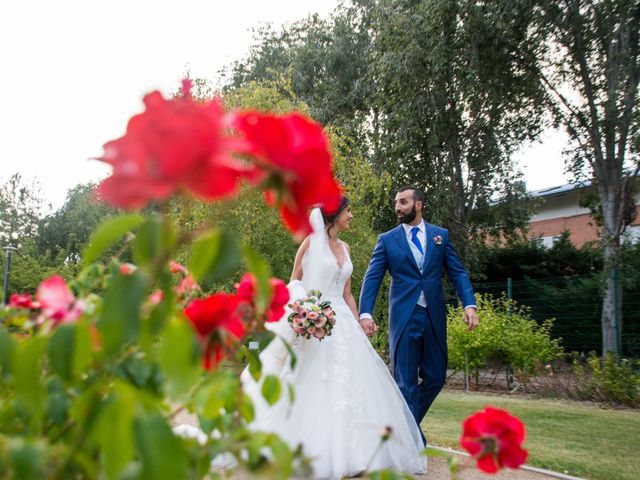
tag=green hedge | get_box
[447,294,563,379]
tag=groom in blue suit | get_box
[359,186,478,440]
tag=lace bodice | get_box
[302,241,353,299]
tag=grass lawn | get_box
[421,390,640,480]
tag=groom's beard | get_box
[397,205,418,224]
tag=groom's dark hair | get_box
[397,186,425,204]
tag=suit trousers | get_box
[393,304,447,431]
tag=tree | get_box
[224,1,546,260]
[37,182,116,265]
[224,10,372,133]
[367,0,547,256]
[0,173,44,245]
[531,0,640,353]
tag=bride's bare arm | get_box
[343,276,359,321]
[341,243,359,320]
[290,236,311,281]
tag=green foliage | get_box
[38,183,117,264]
[475,232,602,281]
[472,238,640,356]
[572,353,640,407]
[3,182,118,299]
[0,211,312,479]
[447,294,563,379]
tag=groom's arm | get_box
[442,231,479,331]
[358,235,388,322]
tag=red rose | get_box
[9,293,40,310]
[235,273,290,322]
[235,273,255,303]
[268,278,289,322]
[461,406,528,474]
[36,276,84,325]
[97,81,255,209]
[183,293,245,370]
[230,112,342,239]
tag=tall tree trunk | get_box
[601,243,623,354]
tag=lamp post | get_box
[2,244,18,305]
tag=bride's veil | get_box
[301,207,329,293]
[249,208,327,380]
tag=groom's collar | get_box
[400,219,425,235]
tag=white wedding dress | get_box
[240,209,426,479]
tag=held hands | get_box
[359,318,378,337]
[464,306,479,332]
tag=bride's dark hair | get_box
[321,196,350,238]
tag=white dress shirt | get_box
[402,221,427,308]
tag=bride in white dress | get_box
[241,198,426,479]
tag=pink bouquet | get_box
[287,290,336,341]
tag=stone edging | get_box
[428,446,587,480]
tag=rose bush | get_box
[0,81,527,479]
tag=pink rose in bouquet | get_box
[287,290,336,341]
[313,327,326,339]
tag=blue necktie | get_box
[411,226,423,255]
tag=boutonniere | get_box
[433,235,443,245]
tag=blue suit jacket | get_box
[359,223,475,369]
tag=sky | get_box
[0,0,571,213]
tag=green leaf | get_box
[188,229,241,286]
[120,354,154,389]
[48,324,75,382]
[92,383,136,480]
[240,393,255,423]
[197,374,241,418]
[158,318,200,400]
[73,321,93,377]
[133,216,176,266]
[14,336,47,426]
[243,244,272,313]
[8,438,45,480]
[134,412,188,480]
[98,272,146,356]
[281,336,298,371]
[48,322,91,383]
[287,383,295,405]
[46,376,68,425]
[83,213,144,266]
[146,271,174,339]
[241,346,262,382]
[0,327,16,377]
[261,375,281,406]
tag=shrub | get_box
[571,352,640,407]
[447,294,563,381]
